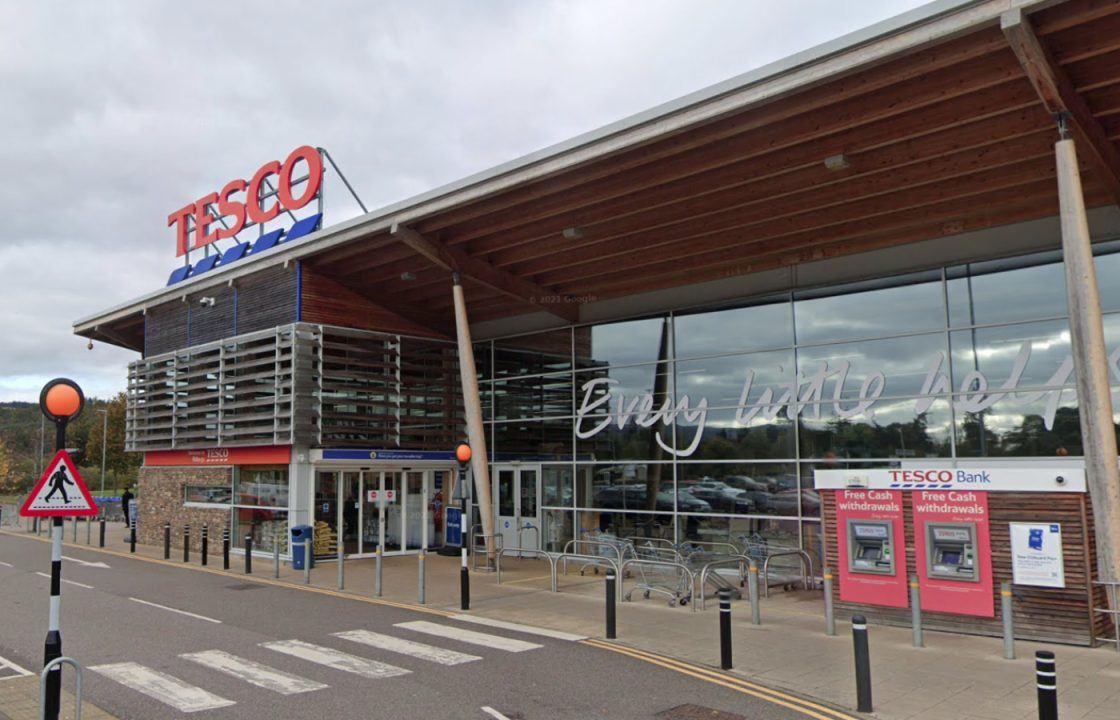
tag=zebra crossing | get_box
[89,619,561,713]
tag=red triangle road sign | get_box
[20,450,99,517]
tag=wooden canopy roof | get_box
[77,0,1120,347]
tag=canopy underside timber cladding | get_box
[305,0,1120,324]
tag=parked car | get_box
[685,480,741,511]
[723,475,772,513]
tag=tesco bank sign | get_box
[167,145,323,257]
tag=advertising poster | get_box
[1010,522,1065,588]
[834,489,908,608]
[913,490,994,617]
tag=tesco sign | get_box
[168,145,323,257]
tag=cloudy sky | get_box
[0,0,932,402]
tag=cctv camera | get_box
[1055,475,1066,485]
[199,296,216,307]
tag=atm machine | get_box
[846,519,896,575]
[925,522,979,582]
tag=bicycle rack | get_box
[40,656,84,720]
[495,547,558,590]
[761,549,815,597]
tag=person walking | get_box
[120,487,134,526]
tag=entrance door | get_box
[495,465,541,551]
[340,471,362,555]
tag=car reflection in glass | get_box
[594,484,711,513]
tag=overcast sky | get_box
[0,0,932,402]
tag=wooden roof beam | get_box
[1003,7,1120,205]
[389,223,579,323]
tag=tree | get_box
[84,393,140,488]
[0,437,21,495]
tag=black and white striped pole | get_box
[718,588,732,669]
[201,525,209,567]
[1036,651,1057,720]
[455,443,472,611]
[183,524,190,563]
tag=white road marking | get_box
[333,629,481,665]
[89,662,235,713]
[262,640,410,679]
[128,597,221,624]
[62,556,110,569]
[35,572,93,589]
[395,621,543,652]
[0,561,13,568]
[182,650,327,695]
[0,653,32,678]
[451,614,586,641]
[482,707,512,720]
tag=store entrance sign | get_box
[1010,523,1065,588]
[168,145,323,257]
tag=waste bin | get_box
[291,525,314,570]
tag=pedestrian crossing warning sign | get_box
[20,450,98,517]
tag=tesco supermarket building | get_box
[76,0,1120,645]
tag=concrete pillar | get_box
[1056,135,1120,591]
[451,275,496,559]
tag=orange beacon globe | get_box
[42,380,84,420]
[455,444,472,463]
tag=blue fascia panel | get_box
[285,213,323,243]
[167,265,192,286]
[249,228,285,255]
[220,242,251,265]
[190,254,220,276]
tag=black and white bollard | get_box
[910,574,923,648]
[129,514,136,553]
[163,523,171,560]
[605,570,617,639]
[460,547,470,610]
[718,588,732,670]
[1002,582,1015,660]
[183,524,191,563]
[852,615,873,713]
[244,535,253,574]
[1036,651,1057,720]
[98,518,105,548]
[823,566,836,636]
[222,528,230,570]
[201,525,208,566]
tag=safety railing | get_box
[515,523,539,558]
[679,540,742,557]
[621,557,697,610]
[698,556,754,610]
[762,549,815,598]
[1092,580,1120,651]
[559,538,630,576]
[495,547,558,591]
[40,656,84,720]
[626,536,682,562]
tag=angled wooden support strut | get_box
[390,223,580,322]
[1001,8,1120,206]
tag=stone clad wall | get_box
[137,465,232,551]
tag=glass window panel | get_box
[492,373,573,420]
[542,509,574,552]
[798,399,953,459]
[951,391,1110,457]
[677,516,800,556]
[473,341,491,380]
[794,275,944,344]
[575,363,673,413]
[575,316,671,371]
[493,328,572,378]
[673,299,792,358]
[677,463,796,515]
[520,469,538,517]
[796,333,948,400]
[542,465,573,508]
[1094,248,1120,312]
[675,351,795,409]
[493,418,573,461]
[184,485,231,505]
[675,408,795,460]
[950,320,1073,392]
[234,466,288,508]
[233,508,288,554]
[947,259,1067,327]
[497,470,515,516]
[576,413,673,462]
[589,511,674,541]
[575,463,675,512]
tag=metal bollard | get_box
[1002,582,1015,660]
[163,523,171,559]
[303,538,312,585]
[852,615,873,713]
[183,524,191,563]
[748,563,761,625]
[605,570,617,639]
[98,518,105,548]
[86,516,91,545]
[1036,650,1057,720]
[222,528,230,570]
[273,542,280,579]
[910,574,923,648]
[201,525,208,566]
[72,516,78,542]
[823,566,836,636]
[129,516,136,553]
[244,535,253,574]
[374,546,382,596]
[460,547,470,610]
[337,544,345,591]
[719,588,732,670]
[418,552,426,605]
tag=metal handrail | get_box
[40,656,84,720]
[762,549,815,598]
[620,557,697,611]
[679,540,741,557]
[561,539,628,575]
[553,552,623,599]
[698,556,754,610]
[1092,581,1120,651]
[495,547,558,590]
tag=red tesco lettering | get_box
[887,469,954,483]
[169,145,323,257]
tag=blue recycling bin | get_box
[291,525,314,570]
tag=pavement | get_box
[4,519,1120,719]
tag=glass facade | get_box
[477,242,1120,568]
